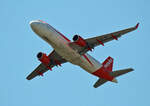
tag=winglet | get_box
[135,23,139,29]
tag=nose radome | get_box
[29,20,34,25]
[29,20,38,27]
[29,20,46,36]
[29,20,42,24]
[29,20,43,31]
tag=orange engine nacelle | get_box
[37,52,50,65]
[73,35,86,47]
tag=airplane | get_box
[26,20,139,88]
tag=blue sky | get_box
[1,0,150,106]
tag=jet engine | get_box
[73,35,86,47]
[37,52,50,65]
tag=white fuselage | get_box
[30,20,102,74]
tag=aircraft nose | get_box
[29,20,47,36]
[29,20,43,33]
[29,20,39,28]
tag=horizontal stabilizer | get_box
[93,78,107,88]
[110,68,134,77]
[93,68,134,88]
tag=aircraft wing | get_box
[26,50,67,80]
[93,78,108,88]
[69,23,139,54]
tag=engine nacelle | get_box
[73,35,86,47]
[37,52,50,65]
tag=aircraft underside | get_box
[26,20,138,88]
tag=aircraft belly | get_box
[55,47,98,74]
[79,61,99,73]
[54,45,82,65]
[57,49,97,73]
[52,41,99,73]
[42,30,99,74]
[47,38,97,73]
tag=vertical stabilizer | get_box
[102,56,113,72]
